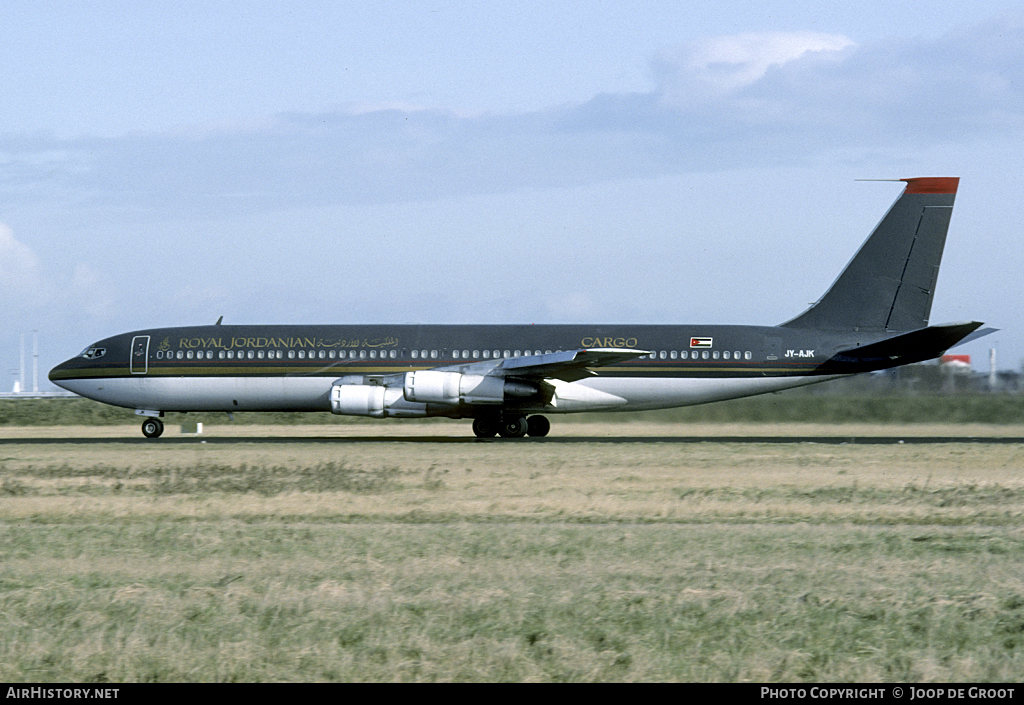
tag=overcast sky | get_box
[2,1,1023,389]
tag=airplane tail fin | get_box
[782,177,959,332]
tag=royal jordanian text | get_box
[171,336,399,350]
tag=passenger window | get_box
[713,351,720,360]
[680,351,687,359]
[660,351,667,359]
[702,351,709,360]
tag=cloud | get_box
[654,31,856,102]
[0,222,47,304]
[66,263,115,320]
[1,18,1021,219]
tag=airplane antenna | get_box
[215,316,223,325]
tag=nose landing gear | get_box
[141,417,165,438]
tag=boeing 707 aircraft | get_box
[50,177,987,439]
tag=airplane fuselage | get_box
[49,322,876,416]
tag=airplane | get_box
[50,177,990,439]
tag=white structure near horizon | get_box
[10,331,39,394]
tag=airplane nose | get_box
[48,357,82,390]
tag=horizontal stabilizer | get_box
[949,326,998,348]
[819,321,985,373]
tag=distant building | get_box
[940,354,972,373]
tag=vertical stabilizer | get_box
[782,177,958,332]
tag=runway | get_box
[4,433,1024,445]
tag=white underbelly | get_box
[555,375,846,412]
[57,373,848,415]
[56,376,334,412]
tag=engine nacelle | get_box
[330,383,427,418]
[403,370,540,405]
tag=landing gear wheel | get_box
[527,415,550,437]
[141,418,164,439]
[498,415,529,438]
[472,417,499,438]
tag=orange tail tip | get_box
[902,177,959,195]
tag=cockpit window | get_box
[79,347,106,359]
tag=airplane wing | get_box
[441,348,651,382]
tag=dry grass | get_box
[1,422,1023,682]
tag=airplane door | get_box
[131,336,150,374]
[763,334,782,362]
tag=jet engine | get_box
[403,370,540,405]
[330,371,542,418]
[329,375,428,418]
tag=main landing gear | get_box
[141,417,165,438]
[472,414,550,439]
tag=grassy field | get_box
[2,423,1024,682]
